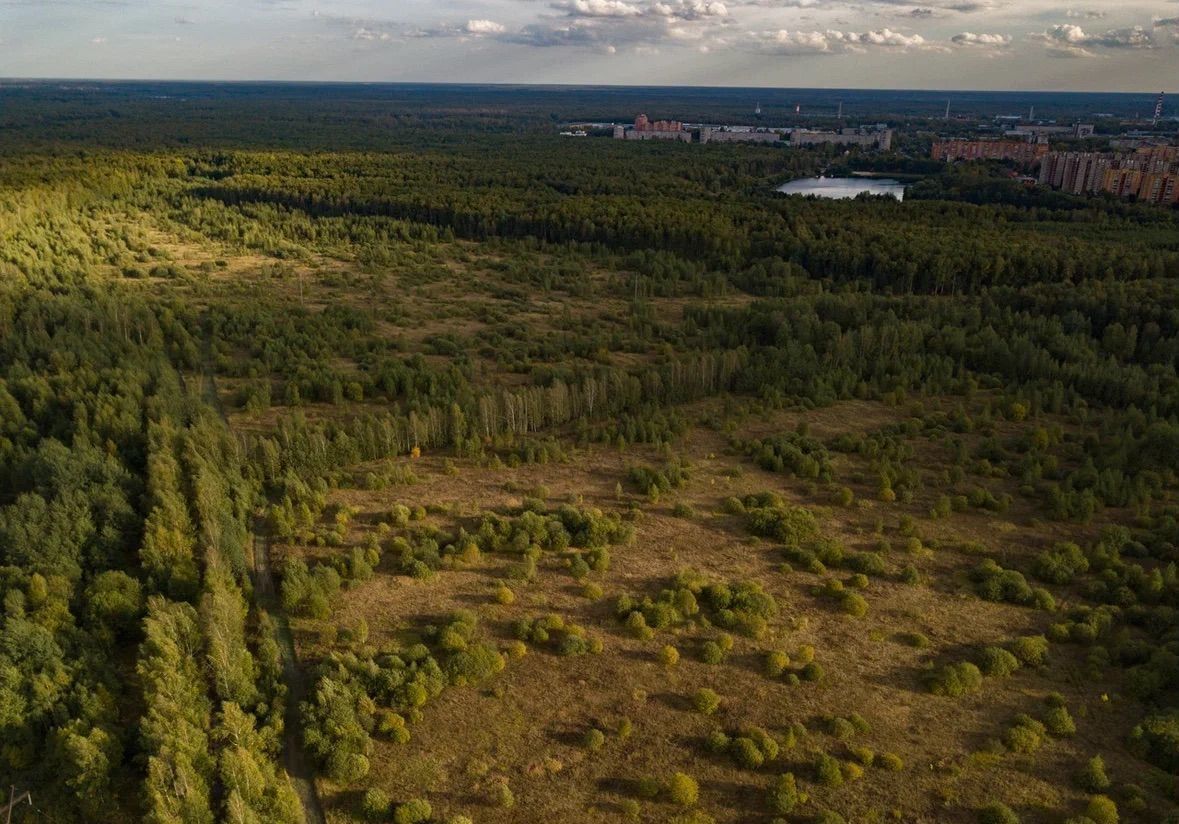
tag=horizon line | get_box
[0,76,1171,97]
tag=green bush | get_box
[978,646,1021,677]
[637,777,661,798]
[765,650,790,677]
[800,661,825,682]
[1128,710,1179,772]
[1009,635,1049,667]
[877,752,904,771]
[705,728,730,754]
[767,772,803,814]
[978,802,1020,824]
[668,772,699,806]
[361,788,391,820]
[1003,715,1046,754]
[700,640,725,665]
[659,644,680,667]
[1044,706,1076,737]
[827,716,857,741]
[394,799,432,824]
[1084,795,1118,824]
[1033,542,1089,584]
[813,812,847,824]
[1077,755,1110,793]
[730,737,765,769]
[815,753,843,787]
[840,591,869,617]
[926,662,982,697]
[692,688,722,716]
[584,728,606,751]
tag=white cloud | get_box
[464,19,506,35]
[563,0,644,17]
[753,27,931,54]
[951,31,1011,48]
[1031,23,1160,57]
[90,36,106,44]
[352,26,392,41]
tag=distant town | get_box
[568,94,1178,205]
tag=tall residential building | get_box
[932,139,1049,167]
[1039,147,1179,205]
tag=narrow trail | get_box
[253,513,327,824]
[201,371,326,824]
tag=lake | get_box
[777,176,906,201]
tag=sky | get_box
[1,0,1177,90]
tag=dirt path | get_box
[202,370,325,824]
[252,514,326,824]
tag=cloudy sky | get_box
[1,0,1177,90]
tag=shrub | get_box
[625,611,653,640]
[877,752,904,771]
[1009,635,1049,667]
[491,781,514,808]
[978,646,1021,678]
[700,640,725,665]
[767,773,803,815]
[815,753,843,787]
[637,777,661,798]
[827,717,857,741]
[495,587,518,608]
[693,688,721,716]
[668,772,699,806]
[1084,795,1118,824]
[1033,542,1089,584]
[618,717,634,739]
[659,645,680,667]
[705,729,731,754]
[730,737,765,769]
[1044,706,1076,737]
[926,662,983,697]
[1004,715,1046,754]
[1077,755,1110,793]
[800,661,825,682]
[620,799,641,820]
[971,560,1033,605]
[361,788,392,820]
[584,727,606,751]
[1128,711,1179,771]
[899,631,930,648]
[851,746,875,766]
[765,650,790,677]
[394,800,432,824]
[978,802,1020,824]
[840,592,869,618]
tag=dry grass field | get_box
[249,393,1164,824]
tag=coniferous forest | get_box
[1,83,1178,824]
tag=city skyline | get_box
[1,1,1178,91]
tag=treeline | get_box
[245,350,746,483]
[0,286,302,822]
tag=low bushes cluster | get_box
[926,662,983,697]
[616,568,778,639]
[513,613,603,657]
[705,724,781,769]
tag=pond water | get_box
[777,176,906,201]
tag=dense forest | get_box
[0,84,1177,824]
